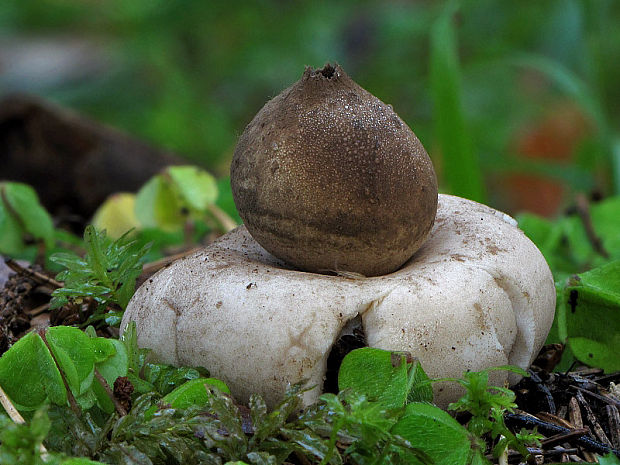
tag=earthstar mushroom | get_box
[121,64,555,408]
[122,194,555,407]
[231,63,437,277]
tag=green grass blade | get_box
[613,137,620,195]
[83,226,113,288]
[429,0,485,202]
[508,53,607,134]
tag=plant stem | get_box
[319,417,344,465]
[4,258,63,289]
[0,383,26,424]
[0,383,49,457]
[575,193,610,258]
[39,330,81,416]
[207,204,238,233]
[94,369,127,416]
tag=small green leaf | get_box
[126,373,154,395]
[338,347,409,409]
[562,260,620,371]
[49,252,88,273]
[429,1,485,202]
[134,166,219,233]
[162,377,230,408]
[135,175,185,231]
[46,326,96,396]
[590,196,620,258]
[96,339,128,386]
[143,363,207,395]
[392,402,472,465]
[90,337,117,363]
[406,359,434,404]
[92,193,140,239]
[0,182,55,253]
[83,226,111,286]
[0,201,24,253]
[167,165,218,212]
[145,377,230,418]
[0,332,63,410]
[599,452,620,465]
[121,321,145,374]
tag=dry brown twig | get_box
[575,193,610,259]
[4,258,63,289]
[0,382,48,456]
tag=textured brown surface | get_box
[231,64,437,276]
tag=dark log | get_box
[0,94,184,224]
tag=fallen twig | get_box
[541,427,590,448]
[607,404,620,449]
[4,258,63,288]
[94,369,127,417]
[572,384,620,409]
[575,390,612,446]
[0,382,48,456]
[575,193,610,258]
[0,383,26,424]
[505,412,620,457]
[528,369,556,414]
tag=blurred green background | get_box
[2,0,619,217]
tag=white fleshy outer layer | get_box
[122,195,555,407]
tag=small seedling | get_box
[444,366,543,463]
[49,226,151,326]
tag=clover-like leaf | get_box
[562,260,620,371]
[392,402,472,465]
[0,332,64,410]
[91,193,140,239]
[0,181,55,253]
[135,175,184,231]
[167,165,218,212]
[338,347,410,409]
[46,326,96,397]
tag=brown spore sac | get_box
[231,63,438,276]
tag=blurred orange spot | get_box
[506,102,589,217]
